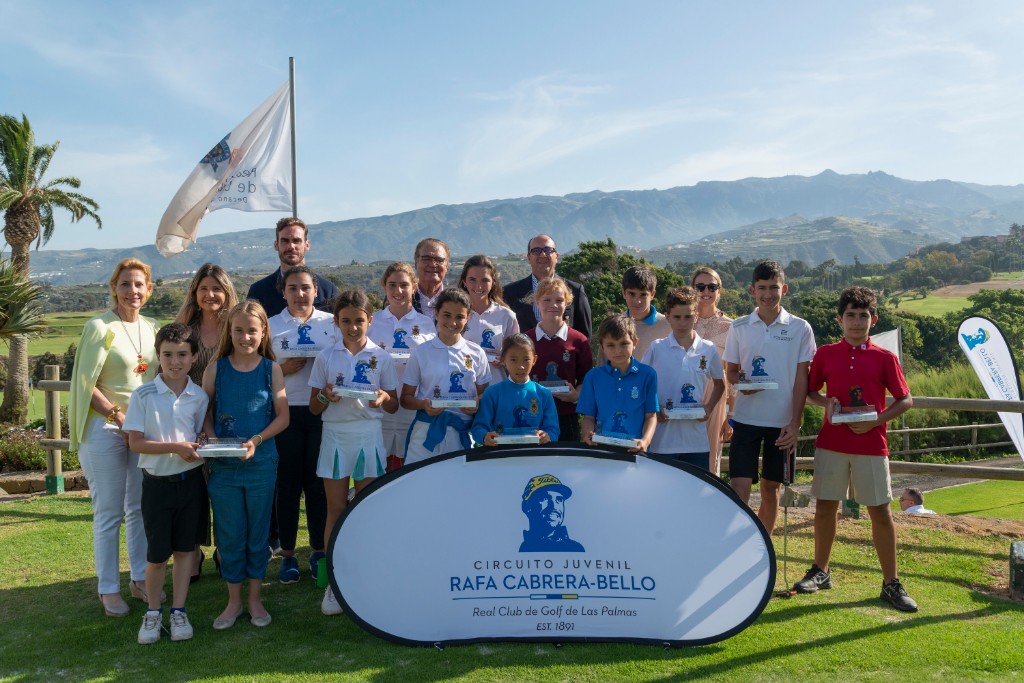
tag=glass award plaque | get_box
[197,437,248,458]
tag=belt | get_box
[142,466,202,482]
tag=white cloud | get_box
[460,75,727,183]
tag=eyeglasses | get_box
[694,283,721,292]
[418,255,447,265]
[529,247,557,256]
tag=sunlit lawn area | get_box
[920,480,1024,521]
[1,494,1022,682]
[896,295,971,317]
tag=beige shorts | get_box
[811,447,892,507]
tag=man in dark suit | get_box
[246,217,338,317]
[503,234,592,338]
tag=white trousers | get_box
[77,416,147,594]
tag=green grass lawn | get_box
[26,311,99,356]
[896,295,972,317]
[1,494,1022,682]
[919,480,1024,520]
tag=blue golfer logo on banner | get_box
[519,475,585,553]
[961,327,990,350]
[751,356,768,377]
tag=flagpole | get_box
[289,56,298,218]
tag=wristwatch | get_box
[105,406,122,423]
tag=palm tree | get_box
[0,114,101,424]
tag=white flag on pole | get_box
[957,316,1024,460]
[155,81,293,257]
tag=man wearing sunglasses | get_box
[504,234,593,338]
[411,238,450,315]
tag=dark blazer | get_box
[504,275,592,339]
[247,270,339,318]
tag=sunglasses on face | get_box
[694,283,720,292]
[529,247,557,256]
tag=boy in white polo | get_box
[794,286,917,612]
[724,260,815,534]
[642,286,725,469]
[124,323,209,645]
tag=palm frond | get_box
[0,258,46,339]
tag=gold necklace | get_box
[116,310,148,375]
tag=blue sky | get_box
[3,1,1024,251]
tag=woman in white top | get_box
[267,266,339,584]
[457,255,519,381]
[692,266,735,477]
[367,262,435,469]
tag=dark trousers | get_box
[557,413,581,442]
[276,406,328,552]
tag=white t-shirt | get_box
[402,336,492,422]
[367,307,435,384]
[269,308,339,406]
[124,375,208,476]
[723,307,816,428]
[308,339,398,423]
[464,302,520,381]
[642,333,723,454]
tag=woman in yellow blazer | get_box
[70,258,159,617]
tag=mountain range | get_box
[24,170,1024,284]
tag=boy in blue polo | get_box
[124,323,209,644]
[578,314,659,453]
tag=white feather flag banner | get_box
[957,316,1024,460]
[155,81,293,257]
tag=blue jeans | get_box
[208,457,277,583]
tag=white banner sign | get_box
[155,81,293,257]
[958,316,1024,460]
[329,446,775,646]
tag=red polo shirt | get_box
[809,337,909,456]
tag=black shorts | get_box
[141,466,209,563]
[557,413,581,442]
[728,421,793,484]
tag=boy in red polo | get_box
[794,286,917,612]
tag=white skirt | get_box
[382,406,417,459]
[317,421,386,481]
[404,420,473,465]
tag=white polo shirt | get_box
[642,333,723,454]
[308,339,397,423]
[465,302,520,380]
[269,308,339,406]
[723,307,816,428]
[367,307,435,384]
[124,375,208,476]
[403,336,492,422]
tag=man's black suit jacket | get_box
[503,275,592,339]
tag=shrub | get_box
[0,407,78,472]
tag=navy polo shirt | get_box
[577,359,659,439]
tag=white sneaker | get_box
[137,610,162,645]
[169,610,194,641]
[321,587,343,616]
